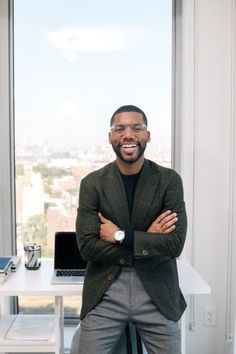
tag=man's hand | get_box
[98,213,118,243]
[147,210,178,234]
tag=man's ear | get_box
[147,130,151,143]
[109,132,112,144]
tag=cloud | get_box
[46,26,128,62]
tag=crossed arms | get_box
[99,210,178,244]
[76,167,187,262]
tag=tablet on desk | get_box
[0,257,12,273]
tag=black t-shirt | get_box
[120,171,141,250]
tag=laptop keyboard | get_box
[56,270,85,277]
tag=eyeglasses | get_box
[110,124,147,134]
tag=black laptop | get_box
[51,231,87,284]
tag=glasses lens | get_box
[111,124,146,133]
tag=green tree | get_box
[33,163,71,179]
[16,164,24,175]
[66,187,78,196]
[21,214,47,244]
[44,183,61,198]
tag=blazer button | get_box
[142,250,149,256]
[120,258,126,265]
[107,274,113,281]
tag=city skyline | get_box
[15,143,171,253]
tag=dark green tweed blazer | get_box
[76,159,187,321]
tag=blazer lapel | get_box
[101,162,131,229]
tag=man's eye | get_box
[114,126,124,133]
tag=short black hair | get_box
[110,105,148,127]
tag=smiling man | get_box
[109,110,149,167]
[75,105,187,354]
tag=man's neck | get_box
[116,156,144,175]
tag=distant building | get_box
[46,207,76,250]
[16,171,44,224]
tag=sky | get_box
[14,0,172,153]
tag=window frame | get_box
[0,0,181,319]
[0,0,16,315]
[0,0,16,258]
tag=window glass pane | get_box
[14,0,172,317]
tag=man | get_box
[75,105,187,354]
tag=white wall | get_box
[180,0,236,353]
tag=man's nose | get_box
[123,126,134,137]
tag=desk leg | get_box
[180,313,186,354]
[55,296,64,354]
[0,296,11,315]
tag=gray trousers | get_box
[73,267,181,354]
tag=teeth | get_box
[123,143,136,148]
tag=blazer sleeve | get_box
[134,172,187,259]
[76,176,133,266]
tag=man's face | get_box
[109,111,150,164]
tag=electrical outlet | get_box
[204,306,217,326]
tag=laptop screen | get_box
[54,231,87,270]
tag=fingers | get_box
[157,210,177,225]
[98,212,108,223]
[162,220,177,233]
[156,210,172,223]
[98,213,118,244]
[160,212,178,233]
[148,210,178,234]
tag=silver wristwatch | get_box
[114,230,125,243]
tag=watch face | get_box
[114,230,124,242]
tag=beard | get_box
[111,142,147,164]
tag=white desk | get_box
[177,258,211,294]
[0,259,210,354]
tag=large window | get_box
[14,0,173,317]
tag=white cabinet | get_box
[0,314,56,352]
[0,261,83,354]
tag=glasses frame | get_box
[110,124,147,134]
